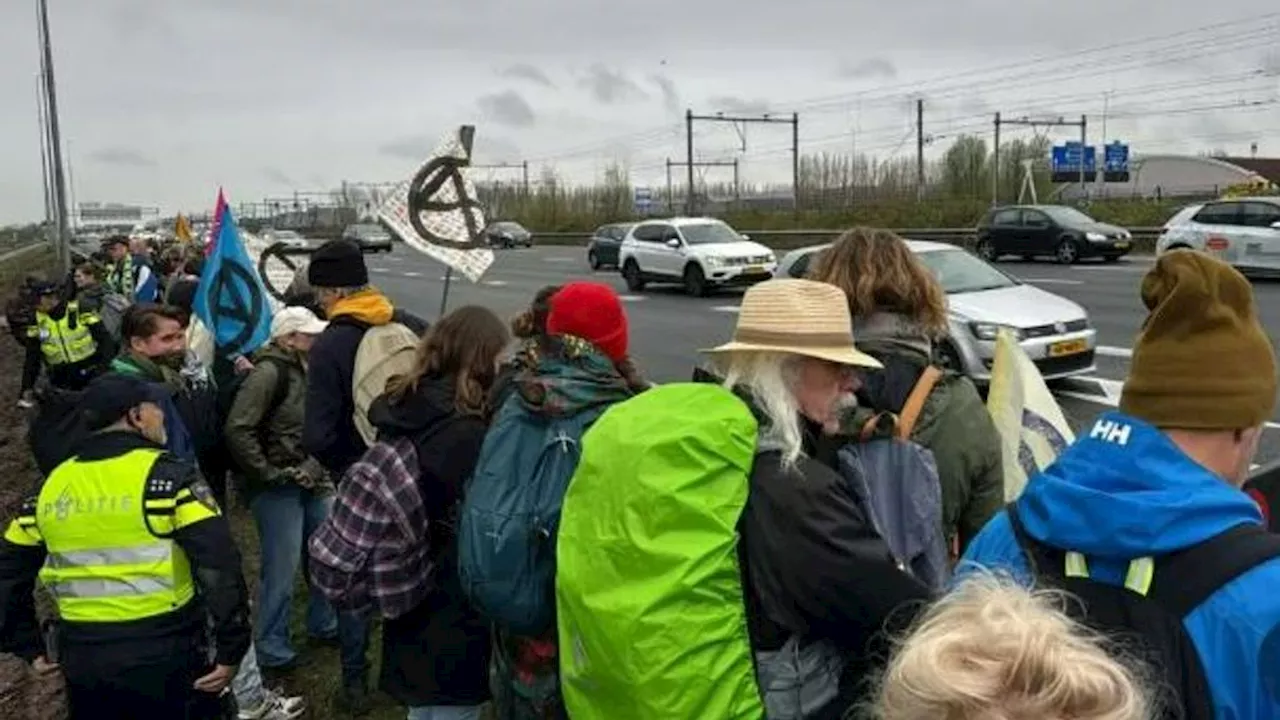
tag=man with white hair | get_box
[556,279,930,720]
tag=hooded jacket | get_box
[960,411,1280,718]
[365,375,492,707]
[302,288,428,474]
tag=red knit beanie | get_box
[546,282,629,362]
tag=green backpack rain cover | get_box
[556,383,765,719]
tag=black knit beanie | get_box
[308,240,368,288]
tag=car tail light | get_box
[1206,236,1230,251]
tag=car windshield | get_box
[680,222,743,245]
[350,224,387,238]
[492,222,525,233]
[1037,206,1098,225]
[916,248,1018,294]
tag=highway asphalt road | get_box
[364,245,1280,468]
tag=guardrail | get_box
[530,227,1164,252]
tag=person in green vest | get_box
[19,279,114,408]
[0,372,251,718]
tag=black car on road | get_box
[587,223,634,270]
[975,204,1132,264]
[485,221,533,248]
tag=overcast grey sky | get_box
[1,1,1278,224]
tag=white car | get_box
[619,217,776,296]
[1156,197,1280,276]
[263,229,309,248]
[776,241,1097,382]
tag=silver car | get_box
[775,240,1097,382]
[1156,197,1280,277]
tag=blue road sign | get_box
[1051,142,1098,182]
[634,187,654,215]
[1103,141,1130,182]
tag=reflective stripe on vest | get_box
[36,448,196,623]
[34,302,97,366]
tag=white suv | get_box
[618,217,777,296]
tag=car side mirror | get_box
[741,233,751,241]
[665,238,681,249]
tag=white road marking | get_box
[402,271,422,278]
[711,305,741,313]
[1023,278,1084,285]
[369,267,390,274]
[1096,345,1133,359]
[617,294,646,302]
[484,280,508,286]
[544,257,577,263]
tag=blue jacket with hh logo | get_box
[959,411,1280,718]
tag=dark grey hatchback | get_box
[587,222,634,270]
[974,204,1132,264]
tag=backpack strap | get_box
[896,366,942,440]
[260,356,293,418]
[1010,504,1280,618]
[1146,523,1280,617]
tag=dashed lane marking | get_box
[1022,278,1084,285]
[484,280,509,286]
[711,305,741,313]
[402,271,423,278]
[617,294,646,302]
[544,257,577,263]
[1096,345,1133,359]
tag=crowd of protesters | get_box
[0,226,1275,720]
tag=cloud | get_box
[87,147,156,168]
[578,64,647,105]
[708,96,773,116]
[837,57,898,80]
[261,167,295,185]
[477,91,538,127]
[649,74,680,113]
[472,137,524,164]
[500,63,555,89]
[1262,51,1280,76]
[378,135,436,160]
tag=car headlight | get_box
[969,322,1024,341]
[1085,232,1106,242]
[704,256,725,267]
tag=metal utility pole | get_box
[992,113,1088,205]
[37,0,71,273]
[916,98,925,202]
[35,74,53,227]
[667,159,740,211]
[685,109,799,214]
[473,161,531,196]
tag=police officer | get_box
[19,279,114,406]
[0,373,251,719]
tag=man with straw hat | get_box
[557,279,931,720]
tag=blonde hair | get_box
[872,574,1153,720]
[717,351,805,470]
[808,227,949,338]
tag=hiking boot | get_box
[238,687,306,720]
[334,682,372,717]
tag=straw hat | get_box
[702,278,883,368]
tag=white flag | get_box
[986,328,1076,501]
[376,125,495,282]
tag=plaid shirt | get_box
[308,436,433,619]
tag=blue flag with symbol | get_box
[193,202,272,358]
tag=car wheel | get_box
[683,264,708,297]
[975,238,997,262]
[1056,239,1079,265]
[623,260,646,292]
[935,340,966,375]
[588,251,600,270]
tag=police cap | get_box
[81,374,167,431]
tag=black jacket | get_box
[368,375,492,706]
[694,369,931,715]
[302,308,428,474]
[0,431,251,668]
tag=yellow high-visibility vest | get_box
[26,301,99,366]
[26,449,197,623]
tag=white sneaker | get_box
[238,687,306,720]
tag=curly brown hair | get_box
[385,305,510,417]
[807,227,949,337]
[510,284,562,339]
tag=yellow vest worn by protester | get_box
[2,447,218,623]
[26,301,100,367]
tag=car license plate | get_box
[745,265,765,274]
[1048,339,1088,357]
[1115,241,1129,249]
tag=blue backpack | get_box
[458,394,607,636]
